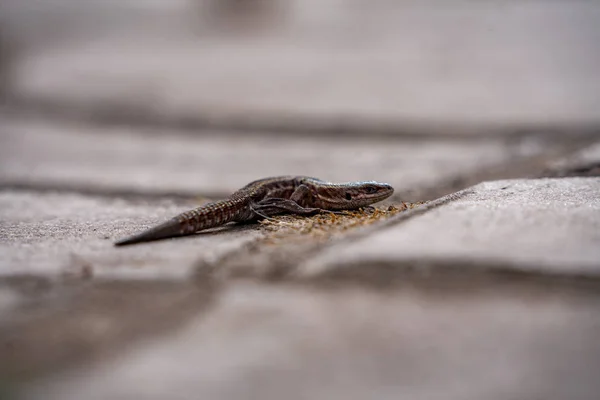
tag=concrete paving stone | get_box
[19,281,600,400]
[0,278,214,384]
[0,190,262,279]
[6,1,600,128]
[0,117,539,199]
[0,285,21,314]
[298,178,600,279]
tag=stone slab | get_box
[19,281,600,400]
[0,190,262,279]
[0,117,534,199]
[7,1,600,128]
[299,178,600,279]
[0,279,212,383]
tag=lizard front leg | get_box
[289,184,347,214]
[251,184,322,218]
[251,198,322,218]
[289,184,312,205]
[252,184,348,218]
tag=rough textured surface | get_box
[0,190,262,278]
[7,1,600,127]
[299,178,600,279]
[0,117,533,199]
[20,281,600,400]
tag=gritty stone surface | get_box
[7,1,600,127]
[0,190,262,279]
[20,281,600,400]
[0,117,538,199]
[299,178,600,279]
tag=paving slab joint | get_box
[201,192,470,282]
[295,177,600,287]
[304,259,600,291]
[5,101,600,143]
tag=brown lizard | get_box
[114,176,394,246]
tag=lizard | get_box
[114,176,394,246]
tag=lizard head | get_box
[316,181,394,210]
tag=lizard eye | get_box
[365,186,377,194]
[345,193,352,200]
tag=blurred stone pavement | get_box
[1,1,600,399]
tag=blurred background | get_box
[2,2,600,397]
[2,0,599,120]
[0,0,599,198]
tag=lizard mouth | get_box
[373,184,394,200]
[367,185,394,204]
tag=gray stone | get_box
[0,286,20,314]
[21,281,600,400]
[0,279,213,382]
[0,190,262,279]
[7,1,600,128]
[0,117,534,199]
[299,178,600,279]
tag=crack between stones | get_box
[5,99,600,143]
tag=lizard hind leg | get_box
[249,203,277,221]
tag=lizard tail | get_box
[114,200,243,246]
[114,218,188,246]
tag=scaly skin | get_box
[114,176,394,246]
